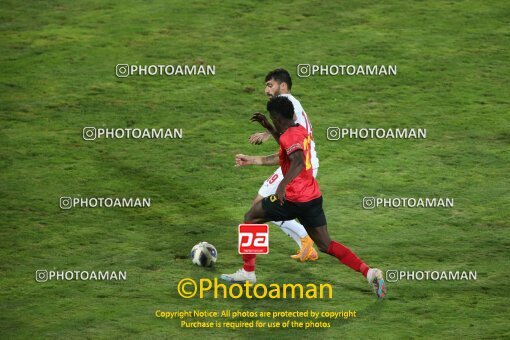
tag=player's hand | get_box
[235,154,252,167]
[248,132,271,145]
[250,112,273,131]
[275,183,286,205]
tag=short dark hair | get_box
[265,68,292,90]
[267,96,294,120]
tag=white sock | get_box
[271,220,308,247]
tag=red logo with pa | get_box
[238,224,269,254]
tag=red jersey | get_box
[279,125,321,202]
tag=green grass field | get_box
[1,0,509,338]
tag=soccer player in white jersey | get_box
[236,68,319,261]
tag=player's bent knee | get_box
[245,198,270,223]
[244,209,261,223]
[244,207,268,224]
[244,210,254,223]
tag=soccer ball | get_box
[191,242,217,267]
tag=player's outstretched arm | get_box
[275,151,305,204]
[235,153,279,167]
[250,113,280,143]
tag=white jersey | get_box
[280,93,319,169]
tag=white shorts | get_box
[258,167,319,198]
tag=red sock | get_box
[327,241,370,277]
[243,254,256,272]
[242,221,257,272]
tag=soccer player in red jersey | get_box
[221,96,386,298]
[246,68,319,262]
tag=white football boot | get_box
[220,268,256,284]
[367,268,386,299]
